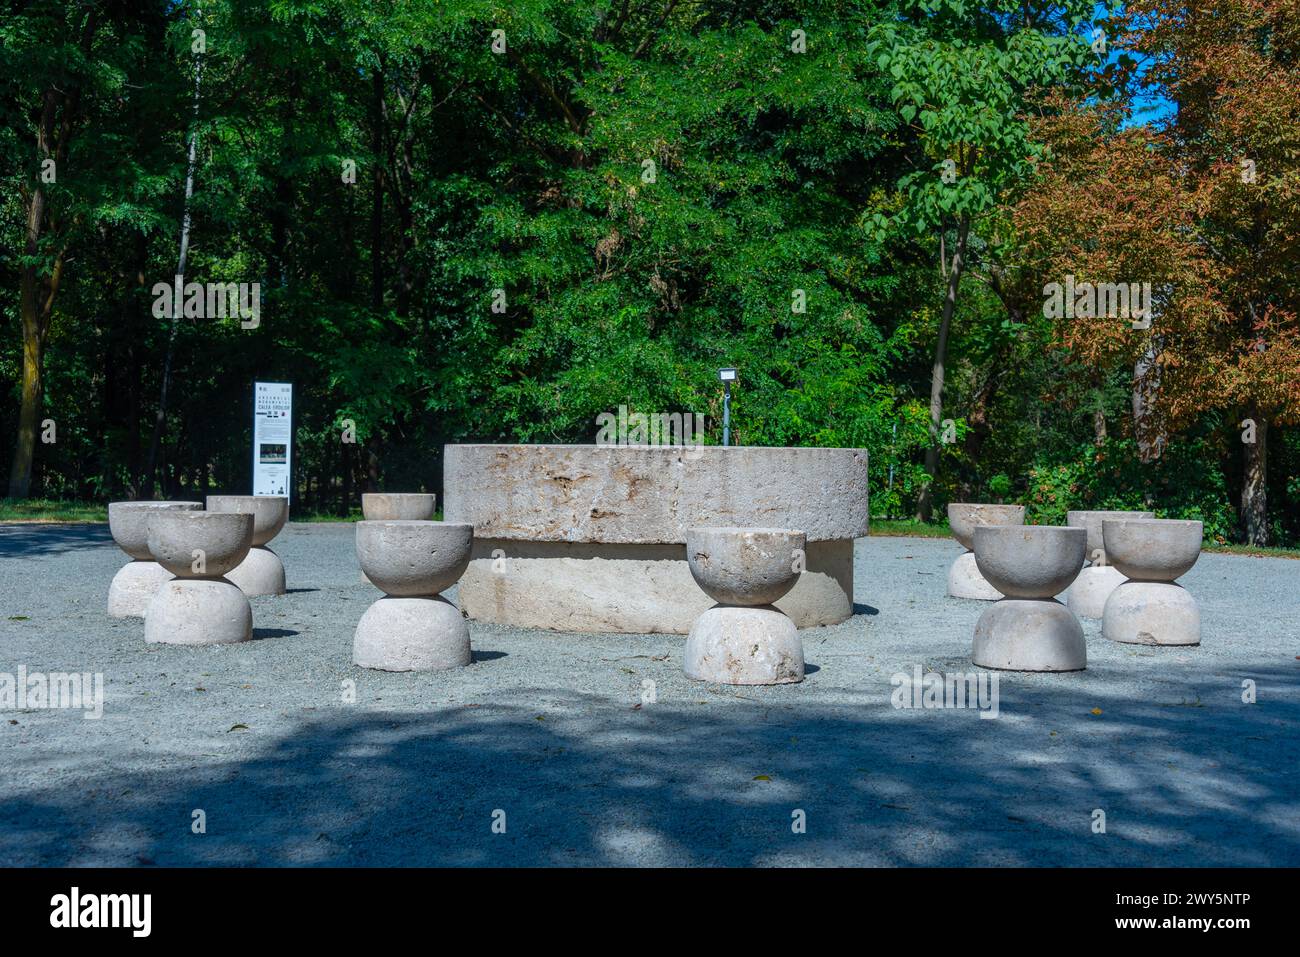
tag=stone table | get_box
[443,444,869,633]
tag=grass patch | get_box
[0,499,107,523]
[1203,542,1300,559]
[869,516,1300,558]
[294,509,442,522]
[870,518,951,538]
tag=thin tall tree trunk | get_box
[370,66,385,313]
[9,89,60,499]
[144,16,203,496]
[915,216,970,522]
[1092,405,1107,444]
[6,12,95,498]
[9,179,49,499]
[1241,407,1268,545]
[1133,339,1165,462]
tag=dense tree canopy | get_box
[2,0,1297,544]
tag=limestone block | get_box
[683,605,804,685]
[353,596,471,671]
[144,578,252,645]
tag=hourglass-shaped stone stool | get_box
[362,492,436,521]
[144,512,254,645]
[359,494,436,584]
[107,501,203,617]
[1101,518,1203,646]
[206,495,288,596]
[1062,510,1153,618]
[972,525,1087,672]
[947,504,1025,600]
[682,527,806,685]
[353,521,473,671]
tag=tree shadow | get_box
[251,628,301,641]
[0,523,112,559]
[3,661,1296,867]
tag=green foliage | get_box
[0,0,1290,544]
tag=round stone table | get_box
[443,444,869,633]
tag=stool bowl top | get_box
[685,527,806,606]
[362,493,437,522]
[1102,518,1203,581]
[947,503,1025,550]
[206,495,288,546]
[973,525,1086,599]
[356,520,472,596]
[147,511,254,578]
[1066,510,1154,555]
[108,501,204,559]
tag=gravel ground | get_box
[1,521,1297,867]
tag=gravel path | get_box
[1,522,1297,866]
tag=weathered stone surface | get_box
[144,578,252,645]
[947,503,1024,550]
[1102,580,1200,646]
[686,527,805,606]
[362,493,436,521]
[1065,563,1127,619]
[444,444,864,632]
[205,495,288,546]
[683,605,804,684]
[457,538,852,633]
[108,501,202,560]
[973,525,1086,599]
[353,596,471,671]
[946,550,1002,601]
[225,546,286,596]
[107,560,174,618]
[355,521,472,597]
[1066,509,1153,560]
[973,598,1086,672]
[1102,518,1203,582]
[147,512,254,579]
[443,444,868,544]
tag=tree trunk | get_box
[370,67,385,313]
[8,94,55,499]
[915,217,970,522]
[1133,339,1165,462]
[7,8,99,498]
[143,25,203,496]
[9,303,43,499]
[1241,408,1268,545]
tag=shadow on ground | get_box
[3,662,1296,866]
[0,523,111,559]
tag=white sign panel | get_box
[252,381,292,498]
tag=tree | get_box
[866,0,1099,519]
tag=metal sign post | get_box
[718,368,736,447]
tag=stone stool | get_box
[353,520,473,671]
[1063,509,1153,618]
[205,495,288,596]
[362,492,436,520]
[359,494,436,584]
[107,501,203,617]
[682,527,806,685]
[947,503,1025,600]
[144,512,254,645]
[1101,518,1203,646]
[972,525,1087,671]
